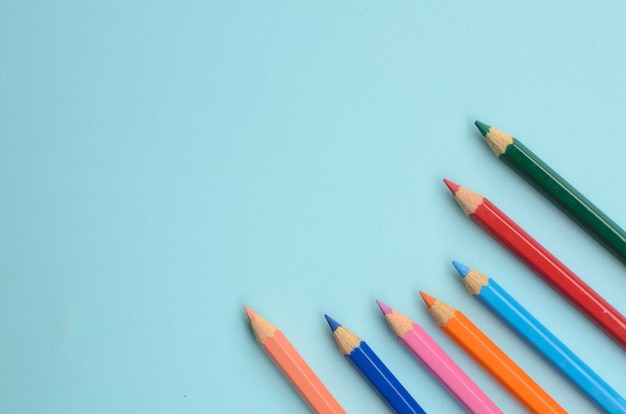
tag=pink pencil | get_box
[377,300,502,414]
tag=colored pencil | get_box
[443,179,626,351]
[475,120,626,264]
[376,300,502,414]
[325,314,426,414]
[244,307,346,414]
[453,261,626,414]
[419,292,566,413]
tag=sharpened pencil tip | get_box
[324,314,341,332]
[376,300,393,315]
[474,120,490,137]
[443,178,460,194]
[452,260,470,277]
[243,306,255,320]
[419,291,436,308]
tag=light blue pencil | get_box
[453,260,626,414]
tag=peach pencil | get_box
[245,306,345,413]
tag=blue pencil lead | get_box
[324,314,342,331]
[452,260,471,277]
[324,315,341,332]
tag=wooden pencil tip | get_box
[452,260,470,277]
[243,306,255,320]
[376,299,393,315]
[443,178,460,194]
[325,314,341,332]
[419,291,437,308]
[474,120,490,137]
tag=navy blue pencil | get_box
[325,315,426,414]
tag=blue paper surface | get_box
[1,2,626,413]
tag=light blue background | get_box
[2,2,626,413]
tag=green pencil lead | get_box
[474,120,491,137]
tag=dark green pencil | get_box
[475,120,626,264]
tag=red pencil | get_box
[444,179,626,351]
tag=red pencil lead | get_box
[443,178,460,194]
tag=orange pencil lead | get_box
[419,291,436,308]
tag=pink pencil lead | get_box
[376,300,393,315]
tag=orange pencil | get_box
[245,306,346,414]
[419,293,566,414]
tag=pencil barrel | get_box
[501,139,626,263]
[348,342,426,414]
[444,314,566,414]
[265,332,346,413]
[400,326,502,414]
